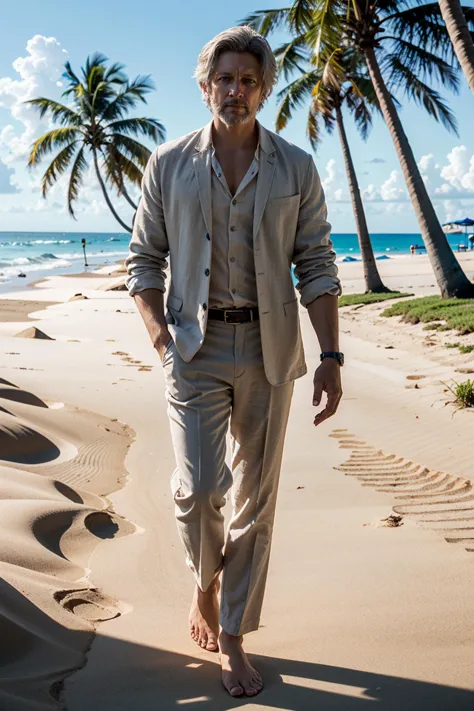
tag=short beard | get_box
[210,98,256,127]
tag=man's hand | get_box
[154,329,173,362]
[312,358,342,427]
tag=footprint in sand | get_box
[406,375,427,381]
[331,429,474,553]
[54,588,131,622]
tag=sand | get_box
[0,254,473,710]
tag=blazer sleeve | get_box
[293,154,342,307]
[125,149,169,296]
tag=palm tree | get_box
[438,0,474,93]
[243,1,474,298]
[275,43,389,292]
[26,53,165,233]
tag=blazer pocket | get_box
[283,297,298,316]
[167,294,183,312]
[267,193,301,207]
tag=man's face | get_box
[203,51,264,126]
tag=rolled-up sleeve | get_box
[125,149,168,296]
[293,154,341,307]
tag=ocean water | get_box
[0,230,466,292]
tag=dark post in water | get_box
[81,238,89,267]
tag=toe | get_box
[206,637,218,651]
[244,686,258,696]
[229,685,244,697]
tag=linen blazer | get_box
[125,120,341,386]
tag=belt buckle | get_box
[223,309,234,324]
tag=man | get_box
[126,26,343,698]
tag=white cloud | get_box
[0,35,68,164]
[438,145,474,195]
[380,170,405,201]
[362,170,406,202]
[321,158,344,201]
[0,158,19,193]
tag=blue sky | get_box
[1,0,474,233]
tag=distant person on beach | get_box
[126,26,342,698]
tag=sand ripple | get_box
[331,429,474,553]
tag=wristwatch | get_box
[320,351,344,366]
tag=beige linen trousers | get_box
[162,318,293,636]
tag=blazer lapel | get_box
[193,150,212,236]
[193,121,213,236]
[253,123,277,239]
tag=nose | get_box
[229,77,244,97]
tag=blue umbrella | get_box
[442,217,474,249]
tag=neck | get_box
[211,116,259,151]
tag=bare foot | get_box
[189,578,220,652]
[219,630,263,697]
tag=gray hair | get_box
[194,26,277,110]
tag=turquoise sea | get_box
[0,230,466,293]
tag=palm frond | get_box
[345,91,373,140]
[104,61,128,84]
[384,3,456,60]
[382,38,459,92]
[28,127,83,167]
[106,117,165,143]
[274,35,311,80]
[108,134,152,166]
[103,145,144,189]
[40,141,80,196]
[26,98,83,126]
[67,146,88,217]
[276,70,320,131]
[287,0,315,34]
[62,61,80,89]
[388,58,459,134]
[98,77,156,122]
[239,7,291,36]
[306,110,321,152]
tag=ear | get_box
[200,82,209,97]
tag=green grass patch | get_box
[381,296,474,334]
[459,345,474,355]
[446,379,474,408]
[445,342,460,349]
[423,323,443,331]
[339,292,412,307]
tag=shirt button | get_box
[230,226,236,232]
[232,199,237,205]
[204,269,210,276]
[203,303,207,311]
[230,257,235,263]
[205,233,210,240]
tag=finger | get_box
[313,381,324,406]
[313,395,341,426]
[325,391,341,417]
[313,407,331,426]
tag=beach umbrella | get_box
[442,218,474,248]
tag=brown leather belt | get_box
[207,307,259,324]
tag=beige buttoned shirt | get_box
[208,144,259,309]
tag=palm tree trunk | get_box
[335,105,389,293]
[363,46,474,298]
[92,149,132,234]
[439,0,474,93]
[120,182,138,211]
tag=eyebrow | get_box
[216,71,259,78]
